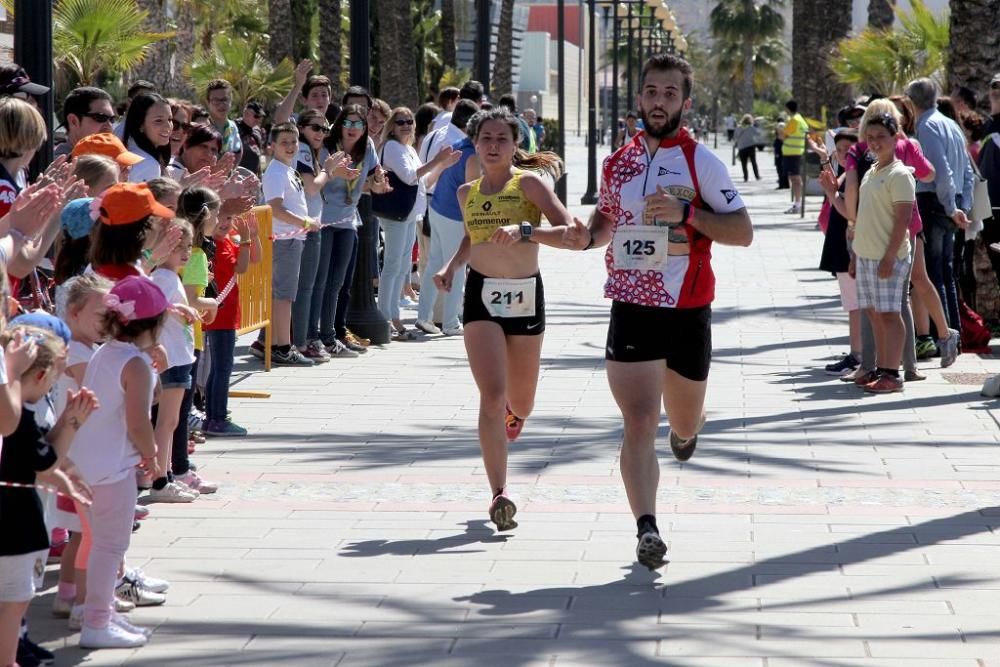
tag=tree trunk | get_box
[947,0,1000,112]
[133,0,173,92]
[867,0,895,29]
[291,0,317,62]
[318,0,342,90]
[792,0,852,120]
[174,0,197,97]
[375,0,418,108]
[739,0,755,114]
[269,0,294,66]
[441,0,457,70]
[491,0,514,96]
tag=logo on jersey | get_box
[481,201,492,212]
[658,166,681,176]
[720,189,738,204]
[665,185,696,202]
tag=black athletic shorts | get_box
[782,155,803,177]
[605,300,712,381]
[463,267,545,336]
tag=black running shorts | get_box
[463,267,546,336]
[605,300,712,382]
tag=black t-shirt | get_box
[236,119,265,177]
[0,404,58,556]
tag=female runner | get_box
[434,108,588,531]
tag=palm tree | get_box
[290,0,317,61]
[318,0,343,89]
[51,0,173,88]
[791,0,852,120]
[440,0,457,70]
[868,0,896,28]
[709,0,785,115]
[268,0,294,65]
[714,37,786,97]
[832,0,949,96]
[413,0,444,101]
[190,33,295,109]
[375,0,419,107]
[491,0,515,96]
[947,0,1000,107]
[132,0,172,91]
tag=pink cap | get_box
[104,276,169,322]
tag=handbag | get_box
[371,142,419,222]
[970,154,993,222]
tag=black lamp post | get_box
[580,0,598,205]
[346,0,390,346]
[555,0,567,204]
[476,0,492,98]
[14,0,54,175]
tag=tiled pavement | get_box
[30,137,1000,666]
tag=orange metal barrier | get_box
[234,205,272,373]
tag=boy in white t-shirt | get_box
[261,122,319,366]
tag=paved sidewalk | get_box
[32,137,1000,666]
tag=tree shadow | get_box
[341,520,510,557]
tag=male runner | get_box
[573,54,753,570]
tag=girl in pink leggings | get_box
[68,275,170,649]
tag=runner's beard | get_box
[641,106,683,139]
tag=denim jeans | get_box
[205,329,236,423]
[313,226,358,342]
[377,213,417,322]
[918,193,960,331]
[417,208,467,330]
[292,230,321,348]
[171,350,197,476]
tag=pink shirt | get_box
[846,138,931,236]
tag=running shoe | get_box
[852,369,880,386]
[203,418,248,438]
[176,470,219,494]
[146,482,197,504]
[636,530,668,571]
[864,373,904,394]
[115,598,136,612]
[824,353,858,376]
[115,575,166,607]
[443,324,464,336]
[111,612,152,638]
[415,320,441,335]
[904,369,927,382]
[124,567,170,593]
[489,490,518,531]
[784,203,801,214]
[68,605,84,631]
[668,413,706,462]
[249,339,266,360]
[939,328,960,368]
[303,339,331,362]
[326,339,360,358]
[338,336,368,353]
[915,336,937,360]
[505,403,525,442]
[79,623,148,649]
[272,346,315,366]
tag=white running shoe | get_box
[68,604,83,631]
[176,470,218,494]
[125,567,170,593]
[784,203,801,214]
[442,324,464,336]
[111,612,152,638]
[414,320,441,335]
[115,576,167,606]
[115,597,136,612]
[79,622,148,649]
[146,481,198,503]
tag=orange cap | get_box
[96,183,175,226]
[71,132,145,167]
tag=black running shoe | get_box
[669,429,698,462]
[636,531,668,570]
[489,491,518,531]
[824,353,858,376]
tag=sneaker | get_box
[303,339,331,362]
[111,612,152,638]
[134,504,150,520]
[505,403,525,442]
[636,530,668,571]
[904,369,927,382]
[345,329,370,347]
[115,576,167,607]
[271,346,315,366]
[488,490,518,531]
[79,622,148,649]
[443,324,464,336]
[249,339,265,360]
[146,482,198,504]
[326,339,360,358]
[852,369,880,386]
[68,604,84,631]
[16,638,44,667]
[784,203,800,214]
[20,633,54,665]
[415,319,441,335]
[53,595,74,618]
[915,336,938,360]
[864,373,904,394]
[125,567,170,594]
[939,328,960,368]
[115,597,136,612]
[668,413,705,462]
[176,470,218,494]
[338,336,368,353]
[824,353,858,376]
[203,418,248,438]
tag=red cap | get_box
[96,183,175,226]
[71,132,145,166]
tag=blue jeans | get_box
[292,230,321,348]
[918,193,960,331]
[205,329,236,422]
[377,214,417,322]
[312,226,358,342]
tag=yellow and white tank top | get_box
[463,171,542,245]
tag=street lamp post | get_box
[581,0,598,205]
[611,2,620,148]
[556,0,567,204]
[625,3,634,109]
[14,0,54,173]
[476,0,492,97]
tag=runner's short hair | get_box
[640,54,693,100]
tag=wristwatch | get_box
[519,221,534,240]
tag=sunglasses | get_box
[342,119,365,129]
[307,124,332,134]
[82,111,118,124]
[394,118,415,126]
[172,120,194,132]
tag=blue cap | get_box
[61,198,96,240]
[10,311,72,344]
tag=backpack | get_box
[959,298,992,354]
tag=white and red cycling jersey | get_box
[598,128,745,309]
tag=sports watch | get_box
[519,221,534,240]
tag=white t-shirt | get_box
[380,139,426,218]
[126,139,163,183]
[151,268,196,368]
[420,123,465,194]
[69,340,153,486]
[53,340,96,418]
[262,158,308,235]
[430,111,453,133]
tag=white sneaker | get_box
[176,471,218,495]
[111,612,152,638]
[68,604,84,631]
[53,595,74,618]
[125,566,170,593]
[415,320,441,335]
[116,576,167,606]
[442,324,464,336]
[784,203,801,214]
[115,597,136,612]
[79,622,148,649]
[146,482,197,503]
[172,478,200,496]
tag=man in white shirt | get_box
[429,87,460,133]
